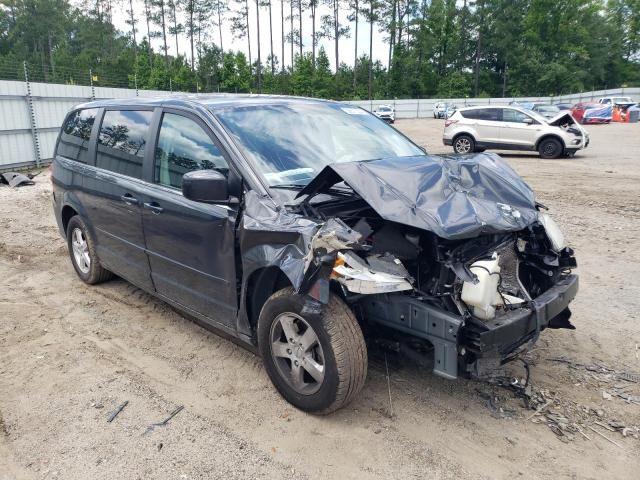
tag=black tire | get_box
[66,215,113,284]
[453,134,475,154]
[538,137,563,159]
[257,287,367,414]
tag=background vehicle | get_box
[554,103,573,111]
[443,105,589,158]
[532,104,561,119]
[372,104,395,123]
[433,102,456,119]
[599,96,635,106]
[570,102,612,124]
[52,96,578,414]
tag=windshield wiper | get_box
[271,183,354,196]
[270,184,307,190]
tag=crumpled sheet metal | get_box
[298,153,539,240]
[240,190,320,289]
[1,172,35,188]
[240,191,365,292]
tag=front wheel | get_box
[453,135,475,154]
[257,288,367,414]
[538,138,563,159]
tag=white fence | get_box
[1,80,639,171]
[0,81,175,171]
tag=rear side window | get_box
[96,110,153,178]
[461,108,500,121]
[57,109,98,163]
[155,113,228,189]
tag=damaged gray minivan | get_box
[52,96,578,413]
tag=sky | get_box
[110,1,390,71]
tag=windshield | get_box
[525,109,550,123]
[378,107,392,112]
[214,102,424,187]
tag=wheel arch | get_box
[61,204,78,234]
[452,131,477,144]
[245,266,294,334]
[536,134,566,151]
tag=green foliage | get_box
[0,0,639,98]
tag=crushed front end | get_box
[288,153,579,379]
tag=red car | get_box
[570,102,612,124]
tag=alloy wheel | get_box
[455,137,472,153]
[269,312,325,395]
[71,227,90,274]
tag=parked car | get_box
[554,103,573,111]
[433,102,456,119]
[443,104,458,119]
[570,102,612,124]
[532,104,561,119]
[598,96,635,107]
[443,105,589,158]
[372,104,395,123]
[52,96,578,414]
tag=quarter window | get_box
[154,113,228,189]
[57,109,98,163]
[96,110,153,178]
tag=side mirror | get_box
[523,117,535,125]
[182,170,229,203]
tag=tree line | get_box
[0,0,639,99]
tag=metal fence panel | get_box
[1,80,639,171]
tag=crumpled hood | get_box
[297,153,540,240]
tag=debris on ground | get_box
[106,400,129,423]
[473,356,640,444]
[144,405,184,435]
[0,172,36,187]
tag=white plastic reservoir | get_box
[461,255,501,320]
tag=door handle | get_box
[120,194,138,206]
[143,202,164,214]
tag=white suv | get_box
[599,96,635,106]
[372,105,395,123]
[443,106,589,159]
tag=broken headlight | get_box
[538,212,566,252]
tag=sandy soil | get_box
[1,119,639,480]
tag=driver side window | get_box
[155,113,228,189]
[502,109,533,124]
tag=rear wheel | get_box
[453,135,475,154]
[538,137,563,159]
[257,288,367,414]
[67,216,113,284]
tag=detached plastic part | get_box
[332,251,413,294]
[1,172,35,188]
[538,212,567,252]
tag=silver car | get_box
[372,105,395,123]
[443,106,589,159]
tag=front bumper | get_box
[360,274,578,379]
[460,274,579,357]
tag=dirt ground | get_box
[1,118,639,480]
